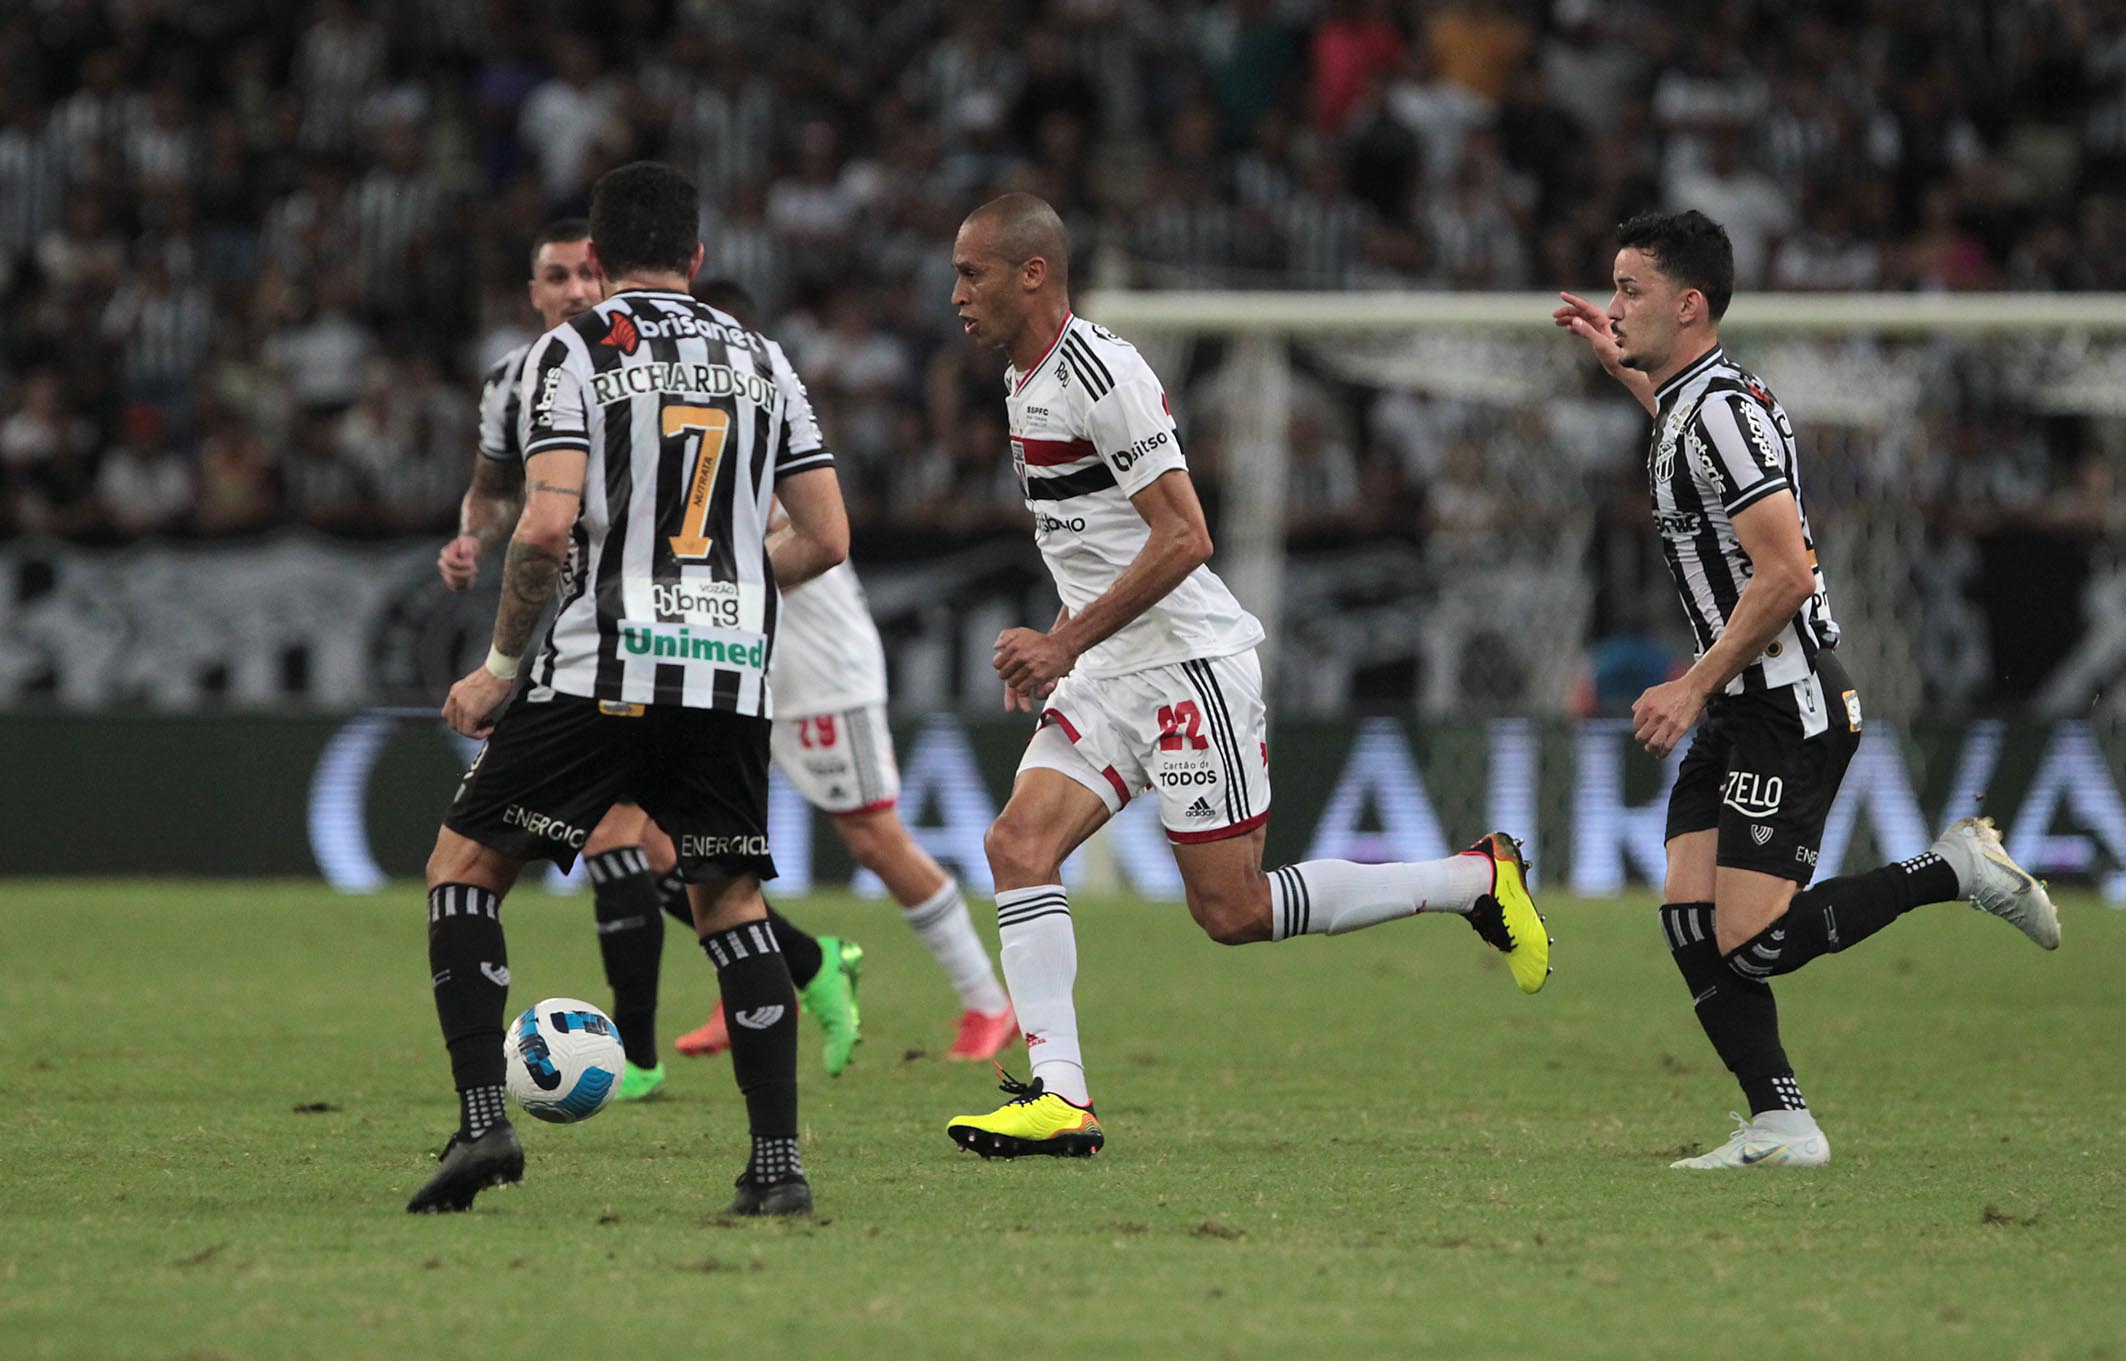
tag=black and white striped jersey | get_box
[1648,345,1840,694]
[476,341,533,462]
[516,288,834,715]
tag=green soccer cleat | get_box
[617,1060,666,1102]
[803,936,863,1076]
[837,936,864,1028]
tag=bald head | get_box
[952,193,1074,364]
[962,192,1069,289]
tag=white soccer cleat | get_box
[1669,1113,1830,1170]
[1929,817,2060,951]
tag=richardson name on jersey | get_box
[586,360,781,411]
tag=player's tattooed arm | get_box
[461,456,524,554]
[492,537,564,656]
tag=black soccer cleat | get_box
[723,1175,814,1217]
[406,1123,525,1213]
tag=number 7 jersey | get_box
[1003,313,1263,677]
[518,288,834,715]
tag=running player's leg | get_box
[413,694,629,1211]
[1161,652,1549,991]
[419,827,527,1206]
[638,703,810,1213]
[946,761,1111,1157]
[1716,662,2056,971]
[581,803,666,1093]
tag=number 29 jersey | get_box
[1002,313,1263,678]
[519,289,834,715]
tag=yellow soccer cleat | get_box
[1463,832,1551,994]
[947,1067,1103,1159]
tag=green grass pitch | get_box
[5,880,2119,1360]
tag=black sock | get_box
[587,847,664,1068]
[459,1085,508,1139]
[428,883,511,1126]
[1661,902,1806,1117]
[701,921,801,1178]
[656,869,693,928]
[765,904,823,987]
[1727,851,1961,980]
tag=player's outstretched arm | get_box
[994,470,1212,696]
[766,466,850,589]
[438,455,524,591]
[1553,291,1657,415]
[441,448,585,737]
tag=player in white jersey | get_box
[664,281,1014,1065]
[941,194,1553,1160]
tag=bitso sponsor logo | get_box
[504,805,588,847]
[1111,430,1168,471]
[1721,770,1784,818]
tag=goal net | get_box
[1078,290,2126,727]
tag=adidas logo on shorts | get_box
[1186,796,1217,820]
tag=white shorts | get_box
[1018,650,1271,843]
[770,702,900,816]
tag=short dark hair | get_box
[528,217,589,275]
[1616,209,1734,320]
[694,278,758,329]
[588,161,700,281]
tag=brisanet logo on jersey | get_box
[619,621,766,670]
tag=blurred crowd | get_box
[0,0,2121,545]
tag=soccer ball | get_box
[504,997,625,1124]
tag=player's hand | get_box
[1553,292,1630,375]
[442,666,513,739]
[1003,679,1056,714]
[1631,677,1707,759]
[438,535,481,591]
[993,627,1076,695]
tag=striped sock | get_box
[1266,853,1493,940]
[901,878,1008,1014]
[996,884,1086,1105]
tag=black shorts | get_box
[444,693,775,882]
[1665,651,1862,884]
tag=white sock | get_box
[900,878,1009,1015]
[995,884,1088,1105]
[1267,852,1495,939]
[1752,1108,1823,1137]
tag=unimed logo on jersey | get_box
[619,622,766,670]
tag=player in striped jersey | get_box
[942,194,1551,1161]
[437,229,864,1097]
[411,163,848,1217]
[1555,209,2059,1170]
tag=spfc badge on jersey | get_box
[1009,437,1028,497]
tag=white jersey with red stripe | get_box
[754,335,891,717]
[1003,313,1264,678]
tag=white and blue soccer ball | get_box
[504,997,624,1124]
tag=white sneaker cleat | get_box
[1670,1112,1831,1169]
[1930,816,2060,950]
